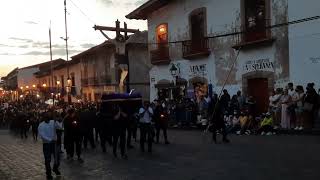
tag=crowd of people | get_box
[209,82,320,136]
[1,82,319,179]
[0,98,172,179]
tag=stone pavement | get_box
[0,129,320,180]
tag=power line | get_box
[68,0,96,24]
[129,15,320,45]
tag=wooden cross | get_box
[93,19,139,42]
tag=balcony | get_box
[150,44,171,65]
[182,38,210,59]
[233,19,275,50]
[82,75,112,87]
[81,78,88,87]
[88,77,99,86]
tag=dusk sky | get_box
[0,0,147,77]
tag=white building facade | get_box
[127,0,320,114]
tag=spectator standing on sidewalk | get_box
[38,112,62,180]
[280,89,292,129]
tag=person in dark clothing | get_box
[230,95,240,114]
[208,99,230,144]
[31,112,39,141]
[112,105,128,159]
[154,101,170,144]
[305,83,320,128]
[63,109,83,163]
[220,89,231,113]
[79,107,96,149]
[19,112,28,139]
[97,105,113,153]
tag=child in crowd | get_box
[258,112,274,135]
[228,111,240,133]
[237,111,252,135]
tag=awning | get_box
[155,79,173,89]
[189,77,208,85]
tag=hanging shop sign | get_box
[243,58,274,73]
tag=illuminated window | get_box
[156,24,168,45]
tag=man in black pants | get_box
[139,101,154,153]
[63,109,84,163]
[208,99,230,144]
[80,107,96,149]
[98,110,112,153]
[112,105,128,159]
[38,112,62,180]
[154,101,170,144]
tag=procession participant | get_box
[139,101,154,153]
[63,108,84,163]
[154,101,170,144]
[79,106,96,149]
[31,110,39,141]
[38,112,62,180]
[112,104,128,159]
[208,99,230,144]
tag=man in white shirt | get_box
[139,101,154,152]
[38,112,63,180]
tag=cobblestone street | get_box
[0,129,320,180]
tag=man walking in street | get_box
[38,111,62,180]
[112,104,128,159]
[64,108,84,163]
[139,101,154,153]
[154,101,170,144]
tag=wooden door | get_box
[247,78,269,115]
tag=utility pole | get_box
[49,23,54,105]
[63,0,71,104]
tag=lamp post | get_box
[170,64,178,85]
[42,83,47,100]
[170,64,179,100]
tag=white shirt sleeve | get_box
[55,121,63,130]
[148,107,153,115]
[139,108,145,114]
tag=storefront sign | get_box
[244,58,274,73]
[309,57,320,64]
[189,64,207,77]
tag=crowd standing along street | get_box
[1,0,320,179]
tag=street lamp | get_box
[170,64,178,85]
[66,77,72,104]
[32,84,36,88]
[56,80,61,86]
[26,86,29,89]
[42,83,47,88]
